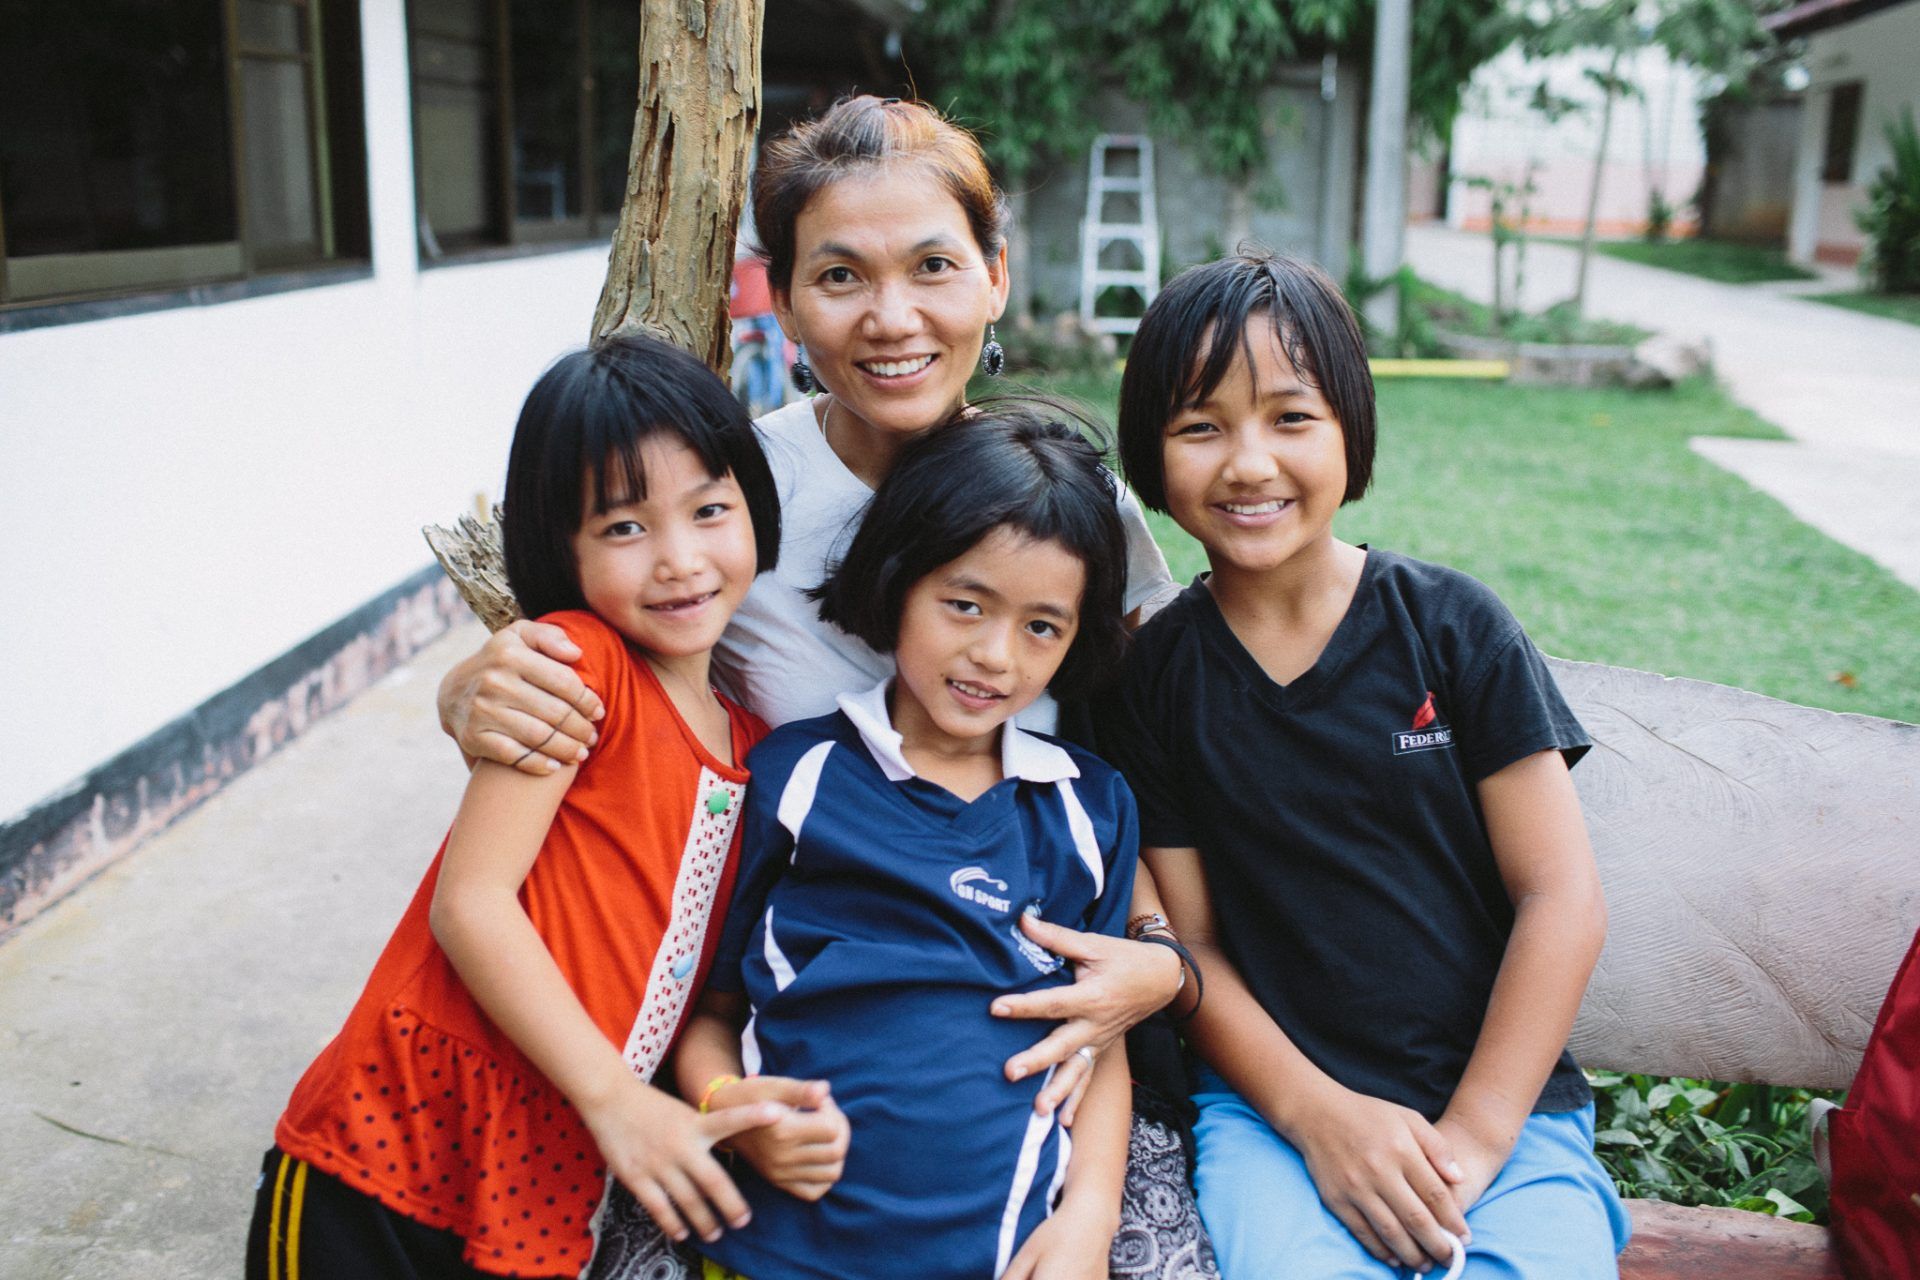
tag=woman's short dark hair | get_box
[1117,249,1376,511]
[812,401,1129,701]
[751,95,1009,292]
[501,334,781,620]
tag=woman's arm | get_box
[429,762,779,1243]
[1147,845,1471,1272]
[991,861,1183,1113]
[1436,748,1607,1211]
[436,621,605,773]
[1001,1041,1131,1280]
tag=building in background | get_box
[1433,43,1708,238]
[0,0,907,928]
[1769,0,1920,267]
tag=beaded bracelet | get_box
[698,1073,742,1114]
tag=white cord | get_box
[1437,1229,1467,1280]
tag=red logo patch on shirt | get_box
[1412,691,1438,730]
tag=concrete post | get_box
[1360,0,1412,336]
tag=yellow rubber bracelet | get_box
[698,1073,742,1114]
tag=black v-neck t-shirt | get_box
[1094,549,1592,1119]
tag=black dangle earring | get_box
[981,324,1005,377]
[790,345,816,394]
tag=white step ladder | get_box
[1078,135,1161,336]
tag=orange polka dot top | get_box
[275,611,766,1278]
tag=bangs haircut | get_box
[501,334,781,621]
[811,399,1130,701]
[1117,249,1376,511]
[751,94,1009,291]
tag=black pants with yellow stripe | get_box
[245,1148,502,1280]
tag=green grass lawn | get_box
[1586,238,1817,284]
[1014,369,1920,724]
[1805,290,1920,327]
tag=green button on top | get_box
[706,789,731,815]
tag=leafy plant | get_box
[1856,108,1920,294]
[1645,189,1676,242]
[1588,1071,1838,1223]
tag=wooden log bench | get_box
[1552,658,1920,1279]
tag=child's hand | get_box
[1433,1114,1509,1216]
[709,1076,851,1201]
[1000,1195,1118,1280]
[1290,1086,1471,1273]
[579,1076,783,1245]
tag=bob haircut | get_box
[1117,249,1377,512]
[501,333,781,621]
[811,401,1129,702]
[751,94,1009,292]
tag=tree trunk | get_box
[430,0,764,627]
[1572,49,1621,319]
[1004,186,1036,328]
[591,0,765,372]
[1223,179,1254,254]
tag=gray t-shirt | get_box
[714,398,1177,731]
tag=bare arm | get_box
[436,620,605,773]
[428,762,778,1243]
[1146,845,1470,1271]
[1436,749,1607,1210]
[1001,1041,1131,1280]
[675,991,850,1201]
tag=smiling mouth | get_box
[646,590,718,613]
[1218,499,1293,515]
[948,678,1006,703]
[858,355,935,379]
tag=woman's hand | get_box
[437,620,604,773]
[990,915,1182,1116]
[708,1076,851,1202]
[578,1077,783,1245]
[1287,1084,1470,1273]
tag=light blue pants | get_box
[1192,1073,1631,1279]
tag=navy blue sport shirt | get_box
[703,681,1140,1280]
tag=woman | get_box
[438,96,1206,1276]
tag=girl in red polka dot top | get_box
[248,337,811,1280]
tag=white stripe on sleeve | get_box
[1057,779,1104,898]
[777,741,835,853]
[994,1067,1060,1277]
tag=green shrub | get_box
[1588,1071,1837,1222]
[1856,109,1920,294]
[1645,190,1675,243]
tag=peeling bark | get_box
[590,0,764,371]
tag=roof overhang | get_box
[1765,0,1917,38]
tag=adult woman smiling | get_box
[437,96,1200,1269]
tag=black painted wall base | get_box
[0,566,468,933]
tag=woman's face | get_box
[772,164,1008,440]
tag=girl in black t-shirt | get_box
[1102,251,1631,1280]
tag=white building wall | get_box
[1447,44,1709,234]
[0,0,610,821]
[1788,2,1920,264]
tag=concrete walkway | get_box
[0,625,477,1280]
[1405,225,1920,591]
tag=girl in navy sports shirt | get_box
[1098,252,1632,1279]
[672,406,1141,1280]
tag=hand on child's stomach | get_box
[993,916,1182,1089]
[711,1076,851,1201]
[1291,1086,1471,1274]
[580,1077,781,1244]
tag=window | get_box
[0,1,368,310]
[408,0,638,259]
[1822,82,1863,184]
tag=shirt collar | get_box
[837,678,1080,785]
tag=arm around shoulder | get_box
[436,616,606,773]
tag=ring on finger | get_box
[1074,1046,1096,1067]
